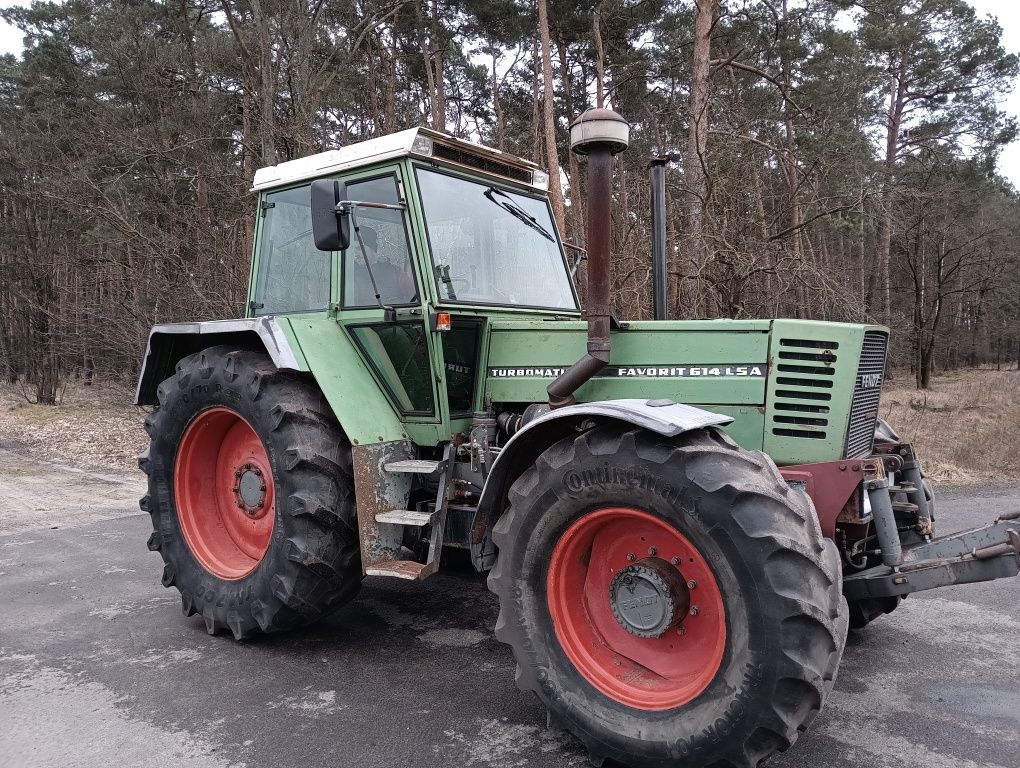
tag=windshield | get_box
[416,168,578,310]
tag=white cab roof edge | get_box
[250,127,540,193]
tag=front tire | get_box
[140,346,361,639]
[488,425,848,768]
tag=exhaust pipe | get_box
[548,109,630,409]
[649,157,670,321]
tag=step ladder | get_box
[366,446,453,581]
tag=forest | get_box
[1,0,1018,404]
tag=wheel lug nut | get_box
[671,556,680,566]
[689,605,700,616]
[688,580,697,589]
[648,546,657,556]
[627,553,636,562]
[677,625,687,636]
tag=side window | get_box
[442,318,482,415]
[343,175,417,308]
[253,185,330,315]
[349,323,435,414]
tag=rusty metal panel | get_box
[352,441,415,573]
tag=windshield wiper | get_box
[484,187,555,243]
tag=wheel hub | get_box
[609,557,690,638]
[233,463,267,516]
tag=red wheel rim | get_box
[547,508,726,711]
[174,407,275,580]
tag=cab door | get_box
[335,168,441,430]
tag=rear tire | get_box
[488,424,848,768]
[140,346,361,640]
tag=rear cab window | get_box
[252,184,330,315]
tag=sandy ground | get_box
[0,382,147,472]
[1,449,1019,768]
[0,443,145,535]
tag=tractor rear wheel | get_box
[140,346,361,639]
[488,424,848,768]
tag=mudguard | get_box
[470,399,732,570]
[135,318,305,405]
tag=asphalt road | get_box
[2,449,1019,768]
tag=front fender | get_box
[470,399,732,570]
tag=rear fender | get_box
[470,400,732,570]
[135,318,306,405]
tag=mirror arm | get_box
[337,200,407,212]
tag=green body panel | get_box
[480,317,884,466]
[484,319,770,405]
[282,314,441,446]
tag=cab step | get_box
[364,559,431,581]
[383,459,440,474]
[375,509,436,526]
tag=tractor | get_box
[136,108,1020,768]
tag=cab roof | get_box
[251,128,546,193]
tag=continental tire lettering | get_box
[563,465,681,506]
[675,663,763,757]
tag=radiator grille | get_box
[432,144,533,184]
[770,338,837,441]
[844,331,888,458]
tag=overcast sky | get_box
[1,0,1019,184]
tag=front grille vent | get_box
[844,331,888,458]
[771,338,837,441]
[432,143,533,184]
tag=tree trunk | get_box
[681,0,717,319]
[556,35,582,238]
[592,4,606,108]
[431,0,446,130]
[491,49,505,150]
[876,45,910,320]
[537,0,565,234]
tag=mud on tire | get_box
[140,346,361,640]
[488,425,849,768]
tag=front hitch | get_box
[843,512,1020,600]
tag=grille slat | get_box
[844,332,888,458]
[432,144,533,184]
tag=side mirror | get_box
[310,179,351,251]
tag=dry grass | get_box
[0,381,146,471]
[880,368,1020,484]
[0,368,1017,483]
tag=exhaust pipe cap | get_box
[570,108,630,156]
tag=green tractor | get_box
[136,109,1020,768]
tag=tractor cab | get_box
[247,127,579,434]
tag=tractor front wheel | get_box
[489,425,849,768]
[140,346,361,639]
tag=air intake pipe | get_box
[548,108,630,409]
